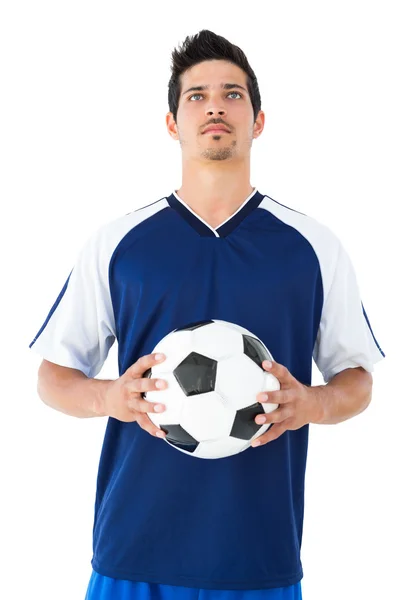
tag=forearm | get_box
[310,367,373,425]
[37,361,112,418]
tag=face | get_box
[166,60,264,162]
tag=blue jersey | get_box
[29,187,385,591]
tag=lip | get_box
[202,126,230,134]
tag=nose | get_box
[206,107,227,117]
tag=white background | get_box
[1,1,398,599]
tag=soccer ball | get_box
[143,319,280,459]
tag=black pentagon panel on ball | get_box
[231,403,266,440]
[243,335,272,369]
[174,352,217,396]
[174,320,214,332]
[160,424,199,454]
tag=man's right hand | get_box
[100,353,168,439]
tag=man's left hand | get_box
[252,359,323,447]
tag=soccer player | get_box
[29,29,385,600]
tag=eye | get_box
[188,91,243,101]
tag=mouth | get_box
[203,128,230,135]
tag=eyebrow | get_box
[182,83,248,97]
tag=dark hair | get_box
[168,29,261,124]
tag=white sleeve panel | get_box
[29,225,117,378]
[312,239,385,383]
[259,196,385,385]
[29,198,171,378]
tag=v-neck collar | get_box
[166,187,265,238]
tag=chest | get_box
[109,229,320,315]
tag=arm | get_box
[310,366,373,425]
[37,359,112,418]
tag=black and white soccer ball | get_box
[143,319,280,459]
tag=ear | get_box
[166,112,179,141]
[253,109,265,139]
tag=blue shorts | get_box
[84,570,302,599]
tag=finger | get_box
[262,360,293,387]
[136,413,167,439]
[127,352,166,378]
[252,422,287,447]
[125,374,169,414]
[254,406,288,425]
[127,375,168,395]
[257,389,287,404]
[127,394,167,416]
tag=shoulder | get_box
[259,193,342,255]
[84,195,170,253]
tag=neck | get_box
[176,158,254,217]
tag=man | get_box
[29,29,385,600]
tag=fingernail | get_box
[156,431,165,438]
[155,353,165,361]
[252,440,261,447]
[264,360,272,368]
[156,380,166,389]
[154,404,165,412]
